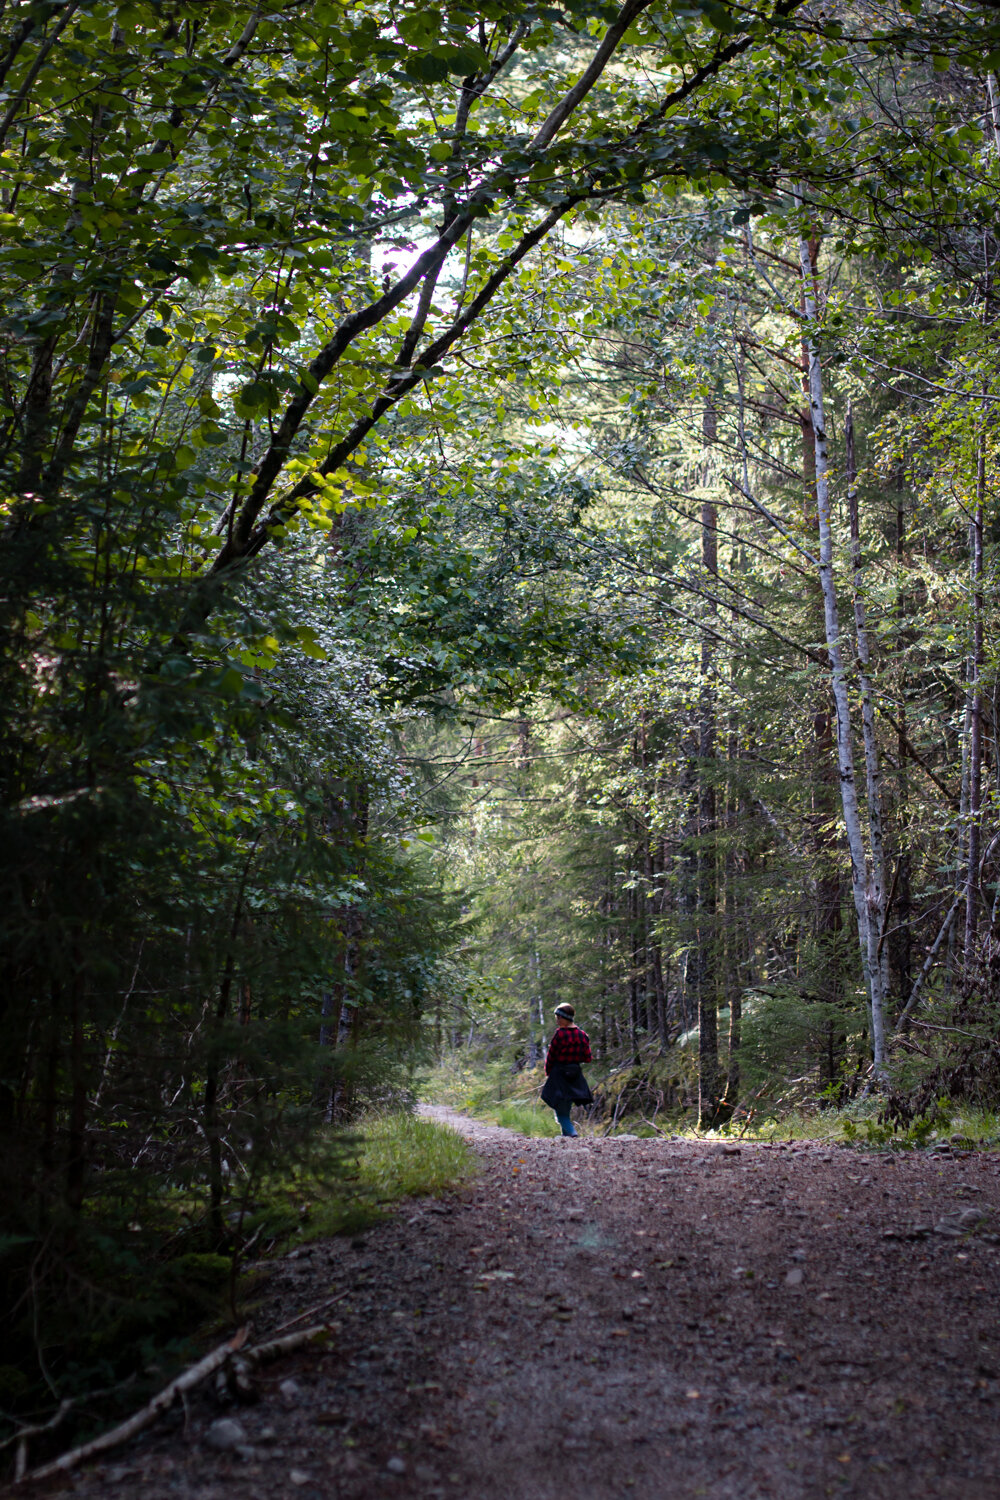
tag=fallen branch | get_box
[244,1323,335,1366]
[19,1327,249,1486]
[1,1400,75,1460]
[265,1288,352,1340]
[3,1401,74,1483]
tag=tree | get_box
[426,9,1000,1119]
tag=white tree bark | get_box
[797,210,889,1080]
[845,405,890,1005]
[987,72,1000,155]
[964,425,985,961]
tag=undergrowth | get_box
[251,1112,474,1244]
[421,1056,517,1112]
[714,1100,1000,1150]
[0,1112,471,1465]
[424,1055,1000,1151]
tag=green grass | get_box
[304,1112,474,1238]
[356,1112,475,1198]
[492,1100,561,1137]
[705,1101,1000,1149]
[243,1112,475,1247]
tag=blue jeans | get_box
[555,1109,577,1137]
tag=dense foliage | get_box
[4,0,1000,1436]
[413,10,1000,1125]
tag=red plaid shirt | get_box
[544,1024,592,1075]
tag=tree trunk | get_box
[697,403,722,1127]
[204,959,231,1243]
[798,212,889,1081]
[66,965,87,1215]
[845,405,890,1007]
[650,835,669,1051]
[527,936,542,1066]
[987,71,1000,154]
[628,878,640,1059]
[723,507,745,1113]
[891,479,913,1006]
[723,732,741,1113]
[680,766,698,1038]
[796,236,845,1058]
[964,424,985,961]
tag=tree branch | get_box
[20,1328,249,1485]
[529,0,654,151]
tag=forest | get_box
[4,0,1000,1467]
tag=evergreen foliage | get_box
[5,0,1000,1439]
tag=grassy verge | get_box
[353,1111,476,1201]
[250,1111,476,1246]
[492,1100,561,1136]
[730,1101,1000,1150]
[422,1058,1000,1149]
[421,1059,567,1137]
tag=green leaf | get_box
[438,44,487,75]
[236,381,270,409]
[212,666,245,697]
[296,626,328,661]
[404,52,451,83]
[696,0,737,32]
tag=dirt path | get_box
[55,1109,1000,1499]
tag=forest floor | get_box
[49,1107,1000,1500]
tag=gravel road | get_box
[54,1107,1000,1499]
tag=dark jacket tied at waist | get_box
[541,1023,593,1109]
[540,1060,593,1110]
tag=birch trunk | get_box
[964,424,985,961]
[724,526,743,1113]
[845,406,890,1005]
[697,544,721,1126]
[892,482,913,1002]
[987,71,1000,155]
[628,876,641,1056]
[697,405,722,1128]
[528,937,542,1065]
[795,235,844,1030]
[798,217,889,1080]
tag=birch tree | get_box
[797,203,889,1080]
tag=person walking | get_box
[540,1003,593,1136]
